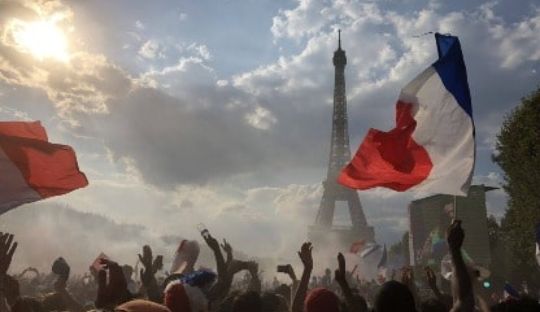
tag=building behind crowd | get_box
[408,184,494,267]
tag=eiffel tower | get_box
[309,30,374,249]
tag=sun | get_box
[9,18,70,62]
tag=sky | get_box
[0,0,539,273]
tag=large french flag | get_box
[339,33,474,196]
[0,121,88,214]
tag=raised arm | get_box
[221,239,233,268]
[138,245,163,303]
[447,220,474,312]
[292,242,313,312]
[204,233,226,282]
[95,259,132,309]
[401,266,419,307]
[335,252,366,311]
[334,253,353,299]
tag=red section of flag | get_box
[350,240,366,254]
[338,102,433,191]
[0,121,48,140]
[0,121,88,198]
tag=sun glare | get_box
[10,19,70,62]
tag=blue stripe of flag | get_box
[432,33,473,119]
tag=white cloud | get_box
[187,42,212,61]
[216,79,228,87]
[135,20,145,30]
[245,105,277,130]
[138,39,163,59]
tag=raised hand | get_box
[425,266,437,289]
[447,220,465,251]
[138,245,162,287]
[95,259,130,309]
[221,239,233,266]
[425,266,444,300]
[221,239,232,255]
[203,233,220,251]
[292,242,313,312]
[0,232,17,277]
[334,252,346,285]
[297,242,313,270]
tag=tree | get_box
[493,87,540,285]
[486,215,510,287]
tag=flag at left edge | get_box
[0,121,88,214]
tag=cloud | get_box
[245,105,277,130]
[135,20,145,30]
[187,43,211,61]
[138,40,163,59]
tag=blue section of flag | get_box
[535,222,540,244]
[432,33,473,120]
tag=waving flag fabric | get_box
[0,121,88,214]
[339,33,474,196]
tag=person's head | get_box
[374,281,416,312]
[419,298,446,312]
[164,281,208,312]
[304,288,339,312]
[261,292,288,312]
[350,294,368,312]
[115,299,172,312]
[232,291,262,312]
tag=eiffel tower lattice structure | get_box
[309,30,375,249]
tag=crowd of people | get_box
[0,220,538,312]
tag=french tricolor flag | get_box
[0,121,88,214]
[339,33,474,196]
